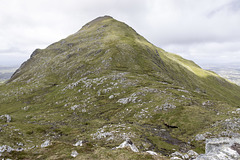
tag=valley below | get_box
[204,64,240,86]
[0,66,17,83]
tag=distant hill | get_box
[204,64,240,86]
[1,16,240,159]
[0,66,17,83]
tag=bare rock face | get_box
[196,137,240,160]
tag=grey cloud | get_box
[209,0,240,15]
[0,0,240,66]
[163,41,240,66]
[229,0,240,11]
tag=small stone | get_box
[146,151,158,156]
[71,105,79,111]
[71,150,78,158]
[41,140,51,148]
[22,106,30,111]
[74,140,83,147]
[17,142,23,146]
[109,95,114,99]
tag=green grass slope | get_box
[0,16,240,159]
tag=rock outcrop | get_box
[114,138,139,152]
[196,137,240,160]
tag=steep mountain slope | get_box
[1,16,240,159]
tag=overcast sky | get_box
[0,0,240,67]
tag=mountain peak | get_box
[86,15,113,24]
[80,15,113,30]
[9,15,154,82]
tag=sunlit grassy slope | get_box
[1,16,240,159]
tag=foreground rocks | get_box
[196,137,240,160]
[169,137,240,160]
